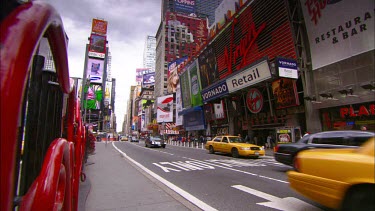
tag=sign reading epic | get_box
[226,59,272,93]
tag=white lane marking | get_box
[187,158,288,184]
[126,141,175,155]
[112,143,218,211]
[232,185,322,211]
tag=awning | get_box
[178,106,202,116]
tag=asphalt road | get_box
[113,141,329,211]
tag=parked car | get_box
[274,130,374,167]
[287,137,374,211]
[130,136,139,142]
[145,136,166,148]
[205,135,265,158]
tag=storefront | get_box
[320,102,375,132]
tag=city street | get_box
[107,141,328,211]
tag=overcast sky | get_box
[44,0,161,132]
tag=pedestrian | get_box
[253,135,258,145]
[266,134,272,149]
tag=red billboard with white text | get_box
[211,0,297,81]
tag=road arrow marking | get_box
[232,185,322,211]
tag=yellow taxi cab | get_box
[287,137,374,210]
[205,135,265,158]
[121,136,128,141]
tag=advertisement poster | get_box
[271,78,300,109]
[167,56,188,93]
[91,18,108,35]
[276,128,292,144]
[198,45,218,89]
[189,61,203,106]
[89,34,106,54]
[301,0,374,70]
[87,58,104,84]
[142,72,155,88]
[157,95,174,123]
[180,70,192,109]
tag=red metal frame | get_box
[1,1,85,210]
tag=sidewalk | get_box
[78,142,200,211]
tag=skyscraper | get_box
[154,12,208,97]
[143,35,156,72]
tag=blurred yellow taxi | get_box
[121,136,128,141]
[205,135,265,158]
[287,137,374,210]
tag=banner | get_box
[157,95,174,123]
[175,83,183,126]
[201,80,229,103]
[174,0,196,14]
[180,70,192,109]
[189,61,203,106]
[167,56,188,93]
[198,45,218,89]
[301,0,374,70]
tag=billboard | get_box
[174,0,196,14]
[87,58,104,84]
[157,95,174,123]
[167,56,188,93]
[188,60,203,106]
[104,81,112,108]
[91,18,108,35]
[142,72,155,88]
[301,0,374,70]
[175,83,183,126]
[212,0,296,80]
[271,78,300,109]
[198,45,218,89]
[136,68,151,85]
[179,70,191,109]
[83,84,103,110]
[89,34,106,56]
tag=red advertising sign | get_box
[212,0,297,80]
[246,88,263,113]
[271,78,300,109]
[89,34,106,54]
[91,19,108,35]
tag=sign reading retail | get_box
[226,59,272,93]
[201,80,229,103]
[277,58,298,79]
[246,88,263,114]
